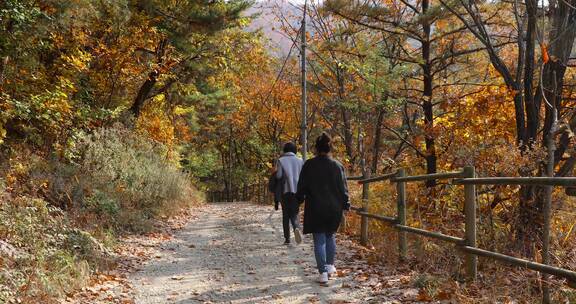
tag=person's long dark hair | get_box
[315,133,331,154]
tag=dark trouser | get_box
[281,192,300,241]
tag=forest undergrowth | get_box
[0,124,202,303]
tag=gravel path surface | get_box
[130,202,375,304]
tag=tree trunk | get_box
[342,109,354,164]
[514,0,576,255]
[541,0,576,148]
[0,56,8,89]
[129,39,168,117]
[371,108,386,174]
[422,0,437,187]
[423,98,437,187]
[523,0,539,145]
[513,2,540,255]
[515,186,545,256]
[512,90,526,146]
[130,70,159,116]
[336,67,355,168]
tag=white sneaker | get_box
[326,264,337,276]
[294,228,302,244]
[318,272,328,284]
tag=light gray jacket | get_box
[276,152,304,194]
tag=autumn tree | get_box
[128,0,252,117]
[324,0,504,185]
[440,0,576,253]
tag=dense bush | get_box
[49,124,198,232]
[73,126,193,231]
[0,195,91,303]
[0,124,201,303]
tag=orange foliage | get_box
[136,96,175,147]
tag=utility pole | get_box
[300,0,308,161]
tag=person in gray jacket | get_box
[275,142,304,245]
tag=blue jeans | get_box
[312,232,336,274]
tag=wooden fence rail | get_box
[346,166,576,304]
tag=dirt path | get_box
[129,202,381,304]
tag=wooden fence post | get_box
[463,166,477,281]
[360,171,371,246]
[542,113,557,304]
[396,168,407,261]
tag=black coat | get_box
[296,155,350,234]
[268,173,283,205]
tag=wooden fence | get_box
[347,166,576,304]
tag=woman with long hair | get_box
[296,133,350,284]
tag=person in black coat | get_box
[268,171,283,211]
[296,133,350,284]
